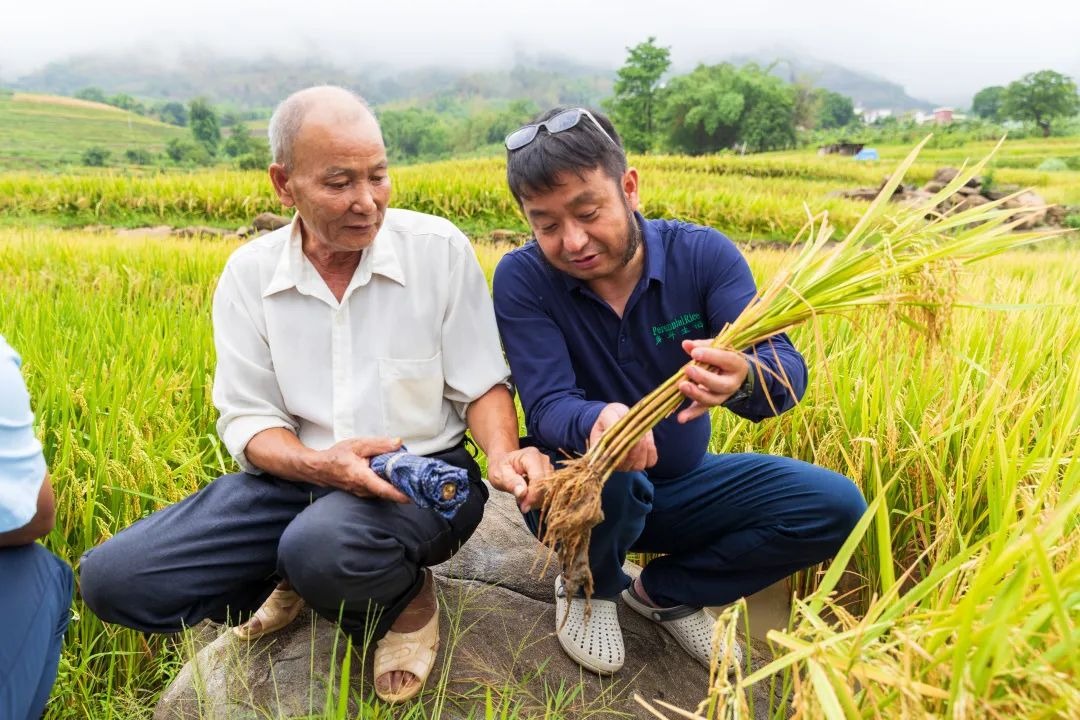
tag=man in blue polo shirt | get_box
[0,335,74,718]
[492,107,867,675]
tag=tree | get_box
[222,129,270,169]
[485,99,538,145]
[1001,70,1079,137]
[223,129,257,157]
[165,138,212,166]
[158,101,188,127]
[790,77,819,130]
[603,37,671,153]
[739,71,798,151]
[107,93,146,115]
[816,89,855,129]
[124,148,153,165]
[74,87,106,103]
[378,108,450,160]
[659,63,795,154]
[188,97,221,155]
[81,146,109,166]
[971,85,1005,121]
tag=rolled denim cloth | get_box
[369,449,469,519]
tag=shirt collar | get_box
[263,214,406,299]
[559,212,665,292]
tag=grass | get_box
[1,224,1077,718]
[0,93,187,170]
[157,580,626,720]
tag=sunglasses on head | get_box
[504,108,619,151]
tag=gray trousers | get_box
[79,444,485,641]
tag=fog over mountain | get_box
[2,0,1078,108]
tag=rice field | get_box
[2,215,1077,717]
[2,137,1078,240]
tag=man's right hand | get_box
[308,437,410,502]
[589,403,657,472]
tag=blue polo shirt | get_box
[493,214,807,479]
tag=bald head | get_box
[268,86,380,170]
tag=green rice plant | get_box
[622,228,1079,718]
[1,158,1076,716]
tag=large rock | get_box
[171,226,226,239]
[1003,190,1049,229]
[932,167,982,189]
[984,184,1022,201]
[154,485,780,719]
[952,193,990,213]
[116,225,173,238]
[252,212,291,232]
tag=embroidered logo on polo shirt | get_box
[651,312,705,345]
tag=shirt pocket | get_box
[378,352,445,440]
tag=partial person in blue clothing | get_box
[492,106,867,675]
[0,335,74,719]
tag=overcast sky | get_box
[2,0,1078,105]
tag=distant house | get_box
[932,107,954,124]
[914,107,957,125]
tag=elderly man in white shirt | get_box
[79,86,551,705]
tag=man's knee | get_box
[600,471,654,517]
[836,478,868,536]
[810,468,867,552]
[79,536,160,627]
[78,541,124,623]
[278,520,411,610]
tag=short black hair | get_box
[505,106,627,205]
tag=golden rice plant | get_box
[536,138,1062,602]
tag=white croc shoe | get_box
[554,574,625,675]
[622,581,743,671]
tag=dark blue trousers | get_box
[0,543,73,720]
[527,452,866,606]
[79,445,485,641]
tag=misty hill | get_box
[725,52,938,111]
[8,51,615,111]
[7,48,939,114]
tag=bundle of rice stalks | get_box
[535,138,1060,602]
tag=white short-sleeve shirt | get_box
[0,335,47,532]
[212,209,511,473]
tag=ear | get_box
[621,167,640,212]
[268,163,296,208]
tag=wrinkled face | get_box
[269,111,390,253]
[519,167,641,281]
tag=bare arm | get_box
[0,473,55,547]
[466,385,552,512]
[244,428,409,502]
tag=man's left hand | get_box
[676,339,750,423]
[487,447,553,513]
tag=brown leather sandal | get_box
[232,583,304,640]
[374,572,440,703]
